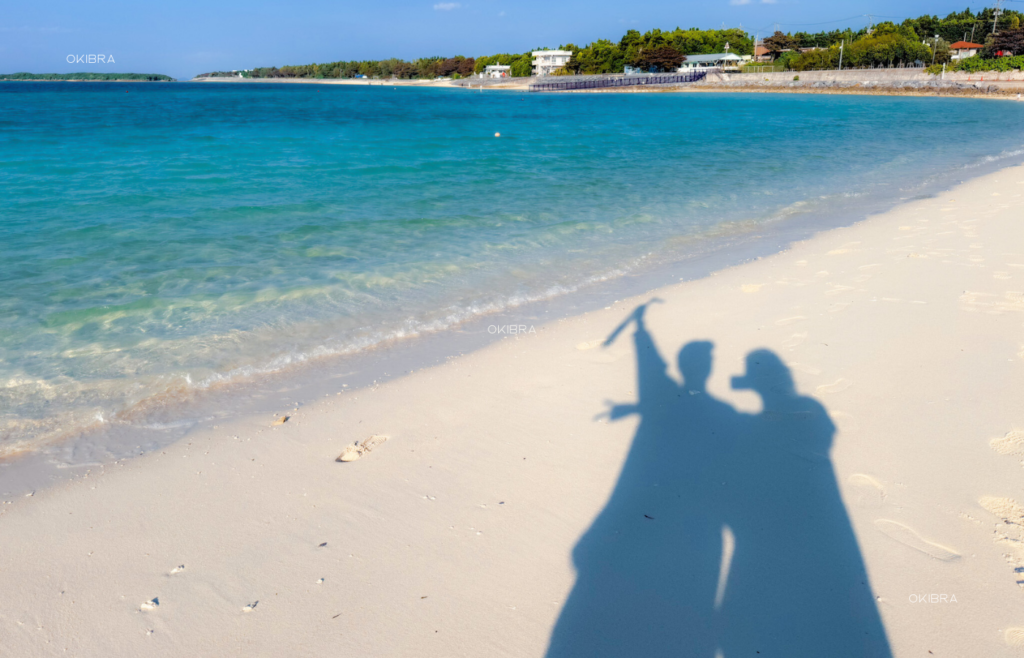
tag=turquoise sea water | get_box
[2,82,1022,457]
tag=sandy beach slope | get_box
[2,166,1024,656]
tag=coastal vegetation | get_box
[561,28,751,74]
[0,72,173,81]
[196,7,1024,80]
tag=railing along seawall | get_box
[529,70,709,92]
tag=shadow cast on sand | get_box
[546,301,891,658]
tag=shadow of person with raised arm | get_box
[545,303,891,658]
[718,350,891,656]
[545,301,739,658]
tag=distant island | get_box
[0,73,175,82]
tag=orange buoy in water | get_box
[494,132,501,137]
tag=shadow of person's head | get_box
[678,341,714,392]
[731,349,795,408]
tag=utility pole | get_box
[993,0,1004,35]
[932,34,939,65]
[838,39,844,70]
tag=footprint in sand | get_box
[874,520,960,561]
[978,497,1024,586]
[995,272,1013,280]
[790,363,822,375]
[782,332,807,349]
[848,474,885,508]
[979,496,1024,522]
[831,411,858,433]
[575,339,603,351]
[775,316,805,326]
[816,378,852,395]
[1005,628,1024,649]
[337,435,389,462]
[991,431,1024,456]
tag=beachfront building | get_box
[949,41,983,60]
[532,50,573,76]
[678,53,744,72]
[483,65,512,78]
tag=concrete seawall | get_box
[722,69,1024,83]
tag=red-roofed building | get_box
[949,41,983,60]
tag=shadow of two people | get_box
[546,301,891,658]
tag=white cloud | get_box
[729,0,751,5]
[761,0,777,4]
[433,2,460,9]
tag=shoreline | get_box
[7,133,1023,499]
[2,163,1024,655]
[188,74,1024,99]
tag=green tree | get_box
[629,45,685,72]
[763,31,796,57]
[993,28,1024,56]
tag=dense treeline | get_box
[563,28,753,74]
[234,56,479,80]
[785,23,936,70]
[197,7,1024,80]
[783,8,1022,70]
[472,53,534,77]
[0,72,173,81]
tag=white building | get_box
[532,50,572,76]
[483,64,512,78]
[949,41,983,60]
[678,53,744,72]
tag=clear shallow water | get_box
[2,82,1022,457]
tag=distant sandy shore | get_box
[191,74,1024,99]
[192,76,461,87]
[3,165,1024,656]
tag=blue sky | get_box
[0,2,1003,80]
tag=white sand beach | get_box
[2,165,1024,656]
